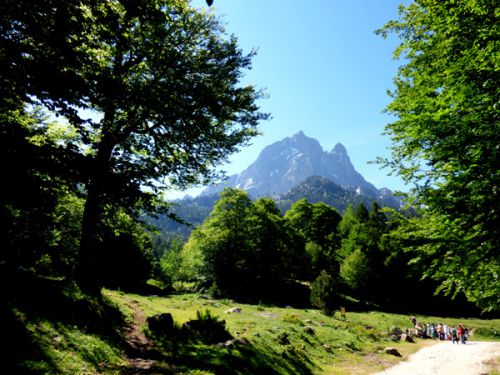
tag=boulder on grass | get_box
[304,326,315,336]
[181,317,231,344]
[384,347,401,357]
[224,307,242,314]
[322,343,332,353]
[401,333,415,343]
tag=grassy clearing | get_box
[104,290,500,374]
[10,282,498,374]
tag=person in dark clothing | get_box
[411,316,417,326]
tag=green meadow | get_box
[105,290,500,374]
[7,282,499,374]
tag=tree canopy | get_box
[377,0,499,311]
[181,189,305,300]
[1,0,268,293]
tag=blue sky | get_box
[179,0,410,198]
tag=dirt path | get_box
[122,299,163,374]
[374,341,500,375]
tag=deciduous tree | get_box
[284,199,342,277]
[1,0,268,293]
[377,0,499,311]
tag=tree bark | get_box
[75,38,125,295]
[75,109,116,295]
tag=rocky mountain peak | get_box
[281,131,324,156]
[292,130,306,139]
[202,131,382,198]
[330,142,347,156]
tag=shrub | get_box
[473,327,500,340]
[181,309,231,344]
[277,331,290,345]
[310,270,338,315]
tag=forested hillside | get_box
[152,172,403,242]
[155,188,478,315]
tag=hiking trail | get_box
[122,299,170,374]
[374,340,500,375]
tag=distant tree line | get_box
[155,188,478,314]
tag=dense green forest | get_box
[154,189,480,315]
[1,0,498,373]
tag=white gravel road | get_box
[374,341,500,375]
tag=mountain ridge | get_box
[202,131,390,200]
[151,132,403,238]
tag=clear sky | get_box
[177,0,410,198]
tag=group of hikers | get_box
[410,316,468,344]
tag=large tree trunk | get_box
[75,41,125,295]
[75,110,116,295]
[75,182,102,295]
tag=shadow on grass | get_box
[147,338,315,375]
[1,270,127,374]
[2,271,315,374]
[174,342,312,375]
[147,312,315,375]
[0,304,40,374]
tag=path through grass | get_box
[104,290,500,374]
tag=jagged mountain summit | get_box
[156,133,402,238]
[202,131,384,199]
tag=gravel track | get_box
[374,341,500,375]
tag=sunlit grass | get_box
[19,289,496,374]
[104,290,500,374]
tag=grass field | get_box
[9,280,499,374]
[102,290,500,374]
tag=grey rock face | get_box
[203,131,381,198]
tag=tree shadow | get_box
[2,271,315,374]
[147,312,315,375]
[1,270,127,373]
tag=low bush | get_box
[310,270,339,315]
